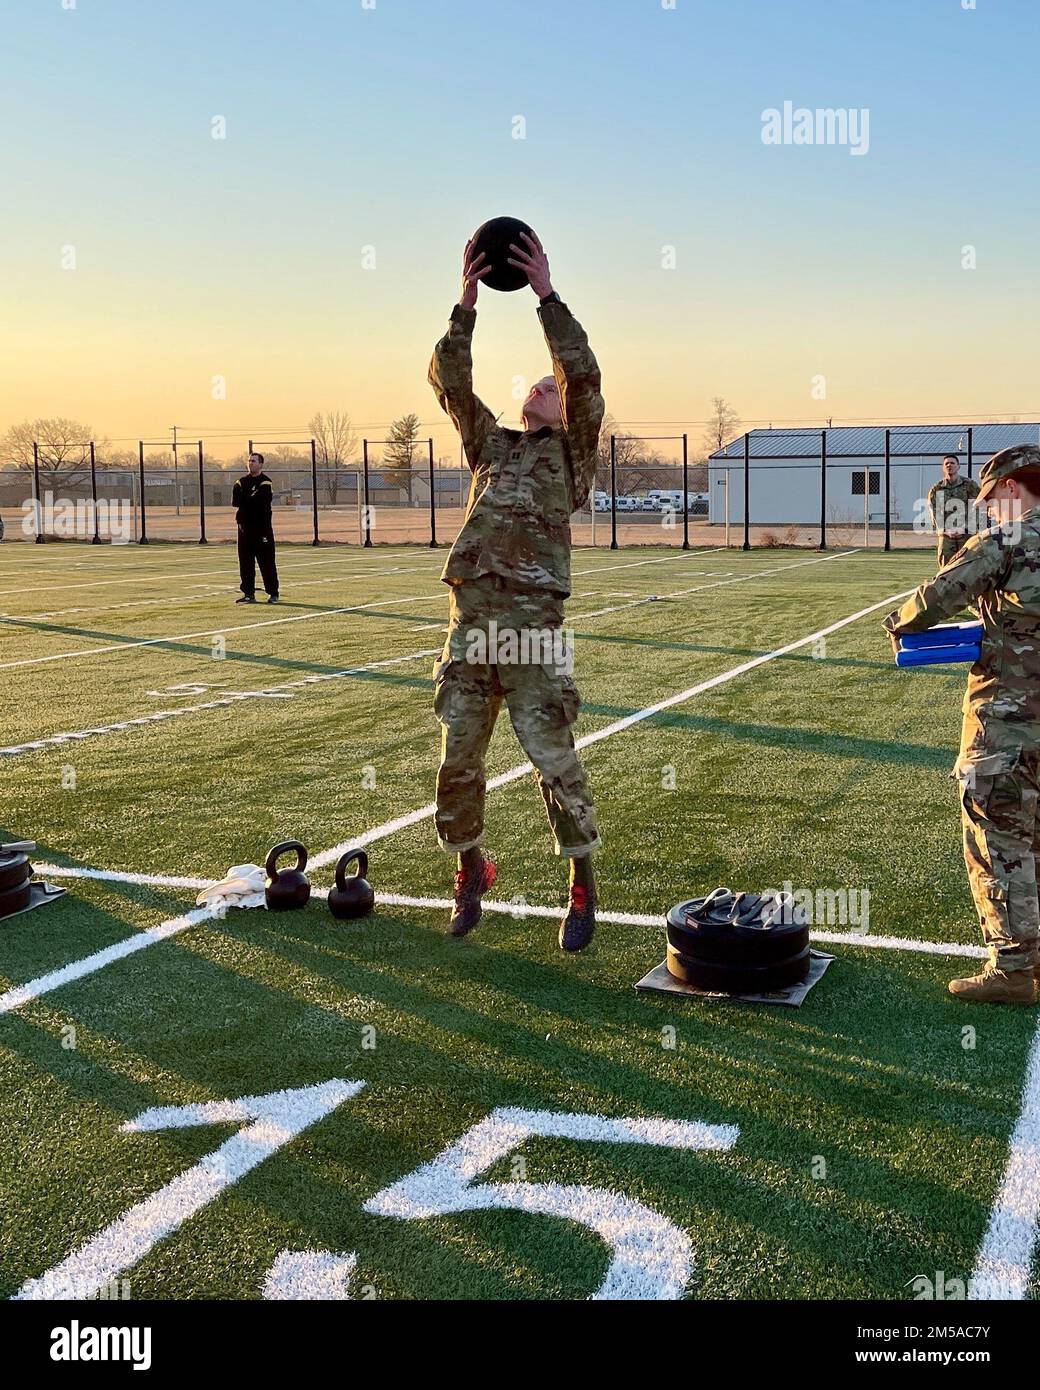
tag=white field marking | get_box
[309,580,910,870]
[1,584,917,1010]
[1,876,978,1022]
[364,1106,739,1300]
[0,906,218,1015]
[2,560,755,747]
[0,647,440,758]
[263,1250,357,1301]
[0,553,439,599]
[969,1019,1040,1300]
[0,565,441,622]
[569,550,858,622]
[13,1080,364,1301]
[0,591,448,671]
[1,589,229,622]
[571,547,726,576]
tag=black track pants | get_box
[237,526,279,597]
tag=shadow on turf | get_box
[1,815,1032,1299]
[6,895,1021,1295]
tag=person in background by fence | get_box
[927,454,980,568]
[233,453,280,604]
[428,232,604,952]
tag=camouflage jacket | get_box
[429,299,604,597]
[927,475,979,535]
[884,506,1040,744]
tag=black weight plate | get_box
[665,943,812,994]
[0,879,33,918]
[666,914,809,965]
[0,854,31,892]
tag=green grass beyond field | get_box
[1,539,1037,1301]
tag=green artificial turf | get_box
[0,539,1036,1300]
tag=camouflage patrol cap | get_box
[976,444,1040,501]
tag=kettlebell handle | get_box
[335,849,368,892]
[266,840,308,879]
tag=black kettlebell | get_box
[328,850,374,920]
[265,840,311,911]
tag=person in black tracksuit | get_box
[233,453,280,603]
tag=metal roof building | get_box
[707,421,1040,535]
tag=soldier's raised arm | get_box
[507,229,605,509]
[428,241,496,470]
[538,298,604,510]
[883,528,1007,639]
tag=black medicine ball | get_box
[470,217,537,292]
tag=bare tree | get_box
[382,413,424,504]
[309,410,358,503]
[703,397,741,456]
[1,417,95,487]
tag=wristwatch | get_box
[539,291,562,306]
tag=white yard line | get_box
[570,550,858,622]
[0,879,984,1018]
[571,547,726,576]
[0,553,440,599]
[310,579,909,868]
[0,648,440,758]
[969,1018,1040,1300]
[0,592,447,671]
[1,585,915,1012]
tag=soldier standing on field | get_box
[927,454,980,568]
[233,452,280,604]
[428,232,604,951]
[884,444,1040,1005]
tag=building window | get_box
[851,470,880,496]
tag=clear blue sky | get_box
[3,0,1038,460]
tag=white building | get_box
[708,423,1040,528]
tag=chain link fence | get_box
[6,426,1032,549]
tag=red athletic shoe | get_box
[449,856,498,937]
[559,883,596,952]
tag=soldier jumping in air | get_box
[927,454,980,568]
[885,444,1040,1005]
[429,233,604,950]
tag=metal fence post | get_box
[428,438,437,548]
[742,433,750,551]
[819,429,827,550]
[884,428,891,552]
[198,441,207,544]
[681,432,689,550]
[90,441,101,543]
[310,439,319,545]
[33,441,44,543]
[362,439,372,547]
[609,434,618,550]
[138,441,149,544]
[967,425,973,480]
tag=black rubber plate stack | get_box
[0,848,34,920]
[665,887,811,994]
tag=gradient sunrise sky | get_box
[2,0,1038,462]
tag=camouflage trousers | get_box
[937,534,967,568]
[955,716,1040,971]
[433,578,600,857]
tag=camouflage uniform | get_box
[429,299,604,856]
[884,501,1040,973]
[927,474,980,567]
